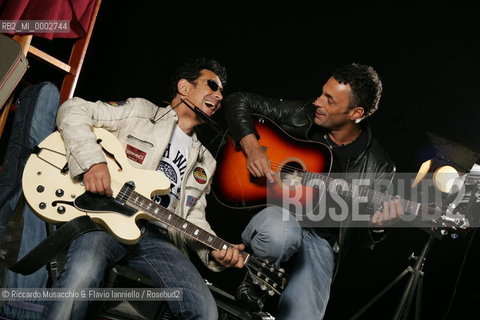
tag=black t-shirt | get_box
[310,127,368,171]
[308,128,369,246]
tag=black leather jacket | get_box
[224,92,396,257]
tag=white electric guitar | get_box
[22,128,287,295]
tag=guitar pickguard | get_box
[74,192,137,216]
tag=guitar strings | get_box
[108,159,447,220]
[265,161,449,214]
[107,179,254,254]
[78,176,287,287]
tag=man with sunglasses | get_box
[224,63,402,319]
[42,58,245,320]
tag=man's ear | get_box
[348,107,365,121]
[177,79,189,96]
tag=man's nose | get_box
[215,91,223,101]
[313,96,323,107]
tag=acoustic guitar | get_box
[213,116,471,232]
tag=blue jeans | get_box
[242,206,335,320]
[42,225,217,320]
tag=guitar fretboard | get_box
[116,183,231,252]
[300,171,439,216]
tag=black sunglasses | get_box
[186,78,222,93]
[206,79,222,92]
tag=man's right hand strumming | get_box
[240,134,275,183]
[82,163,113,196]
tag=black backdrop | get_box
[14,3,480,319]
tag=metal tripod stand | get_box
[350,234,435,320]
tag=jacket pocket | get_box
[126,134,155,148]
[125,134,155,165]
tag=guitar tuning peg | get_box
[252,278,259,285]
[279,268,285,273]
[260,284,267,291]
[268,290,275,296]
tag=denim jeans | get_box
[0,200,48,320]
[242,206,335,320]
[41,225,217,320]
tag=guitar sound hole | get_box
[279,161,304,187]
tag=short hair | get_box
[170,58,227,99]
[332,63,382,119]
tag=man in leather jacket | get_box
[224,63,402,319]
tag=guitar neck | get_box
[304,172,428,216]
[116,183,233,252]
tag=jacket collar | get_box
[163,104,200,144]
[305,103,374,151]
[348,119,373,166]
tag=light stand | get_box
[350,234,435,320]
[351,134,479,319]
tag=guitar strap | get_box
[0,197,103,275]
[0,190,25,271]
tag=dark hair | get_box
[332,63,382,119]
[169,58,227,99]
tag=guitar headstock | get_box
[413,162,480,238]
[433,204,473,239]
[432,171,480,237]
[245,255,287,296]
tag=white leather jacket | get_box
[56,97,223,271]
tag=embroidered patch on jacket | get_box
[125,144,147,164]
[106,101,126,106]
[186,195,198,207]
[193,167,207,184]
